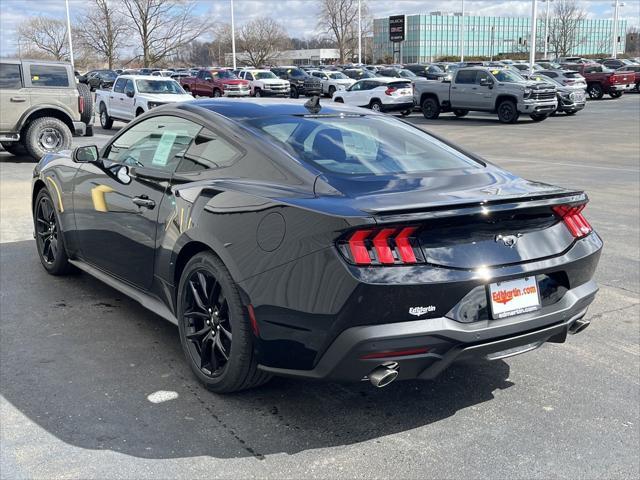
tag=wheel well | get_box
[99,101,107,112]
[174,241,213,289]
[419,92,439,106]
[136,107,145,116]
[21,109,74,138]
[370,97,381,105]
[494,95,517,111]
[32,179,47,213]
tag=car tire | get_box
[400,109,412,117]
[290,86,299,99]
[1,141,26,156]
[177,252,271,393]
[328,86,336,98]
[453,109,468,118]
[334,97,344,103]
[369,100,383,112]
[99,104,113,130]
[254,88,262,97]
[76,83,94,126]
[183,86,192,96]
[609,91,623,98]
[587,83,604,100]
[421,97,440,119]
[213,89,222,98]
[34,188,73,275]
[136,108,145,117]
[635,82,640,92]
[497,100,519,124]
[530,113,548,122]
[24,117,72,160]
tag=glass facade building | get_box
[373,13,627,62]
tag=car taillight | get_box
[78,95,84,114]
[552,204,592,238]
[385,86,397,96]
[339,226,424,265]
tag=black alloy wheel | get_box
[421,97,440,119]
[182,269,233,377]
[587,83,604,99]
[177,252,271,392]
[290,86,299,98]
[530,113,549,122]
[453,109,469,118]
[34,189,72,275]
[497,100,519,124]
[609,91,623,98]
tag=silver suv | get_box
[0,59,93,160]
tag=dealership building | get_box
[373,12,627,62]
[226,49,340,66]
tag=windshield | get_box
[492,69,525,83]
[135,80,185,94]
[216,70,238,79]
[246,115,480,176]
[289,68,306,76]
[535,75,562,87]
[399,69,417,78]
[102,71,118,80]
[255,71,277,79]
[329,72,348,79]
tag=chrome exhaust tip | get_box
[569,318,591,335]
[368,366,399,388]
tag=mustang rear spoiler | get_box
[368,192,588,224]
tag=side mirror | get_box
[73,145,100,163]
[126,90,135,98]
[479,78,494,88]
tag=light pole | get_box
[230,0,237,69]
[358,0,362,64]
[529,0,538,74]
[541,0,553,59]
[459,0,465,62]
[65,0,74,67]
[611,1,625,59]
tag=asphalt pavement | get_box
[1,95,639,479]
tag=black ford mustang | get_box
[32,99,602,392]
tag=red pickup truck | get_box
[180,69,250,98]
[561,63,634,99]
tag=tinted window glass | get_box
[176,129,243,172]
[0,64,22,89]
[125,79,134,94]
[455,70,477,84]
[106,116,201,172]
[476,71,490,84]
[247,115,481,176]
[113,78,126,93]
[29,65,69,87]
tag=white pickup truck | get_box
[96,75,193,129]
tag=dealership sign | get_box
[389,15,406,42]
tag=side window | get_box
[545,71,557,78]
[106,116,202,172]
[350,81,362,91]
[113,78,126,93]
[455,70,477,84]
[196,70,204,79]
[476,71,490,84]
[0,64,22,89]
[29,65,69,87]
[246,72,254,80]
[124,79,135,95]
[176,128,243,172]
[204,71,213,80]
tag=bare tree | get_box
[122,0,209,67]
[211,23,232,66]
[317,0,368,63]
[75,0,128,69]
[626,26,640,57]
[238,18,290,67]
[548,0,586,57]
[18,17,69,60]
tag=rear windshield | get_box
[216,70,238,79]
[246,115,480,176]
[255,71,277,79]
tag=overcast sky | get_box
[1,0,639,56]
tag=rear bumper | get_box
[609,84,631,91]
[381,101,415,112]
[258,280,598,382]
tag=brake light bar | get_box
[552,204,592,238]
[385,86,397,96]
[341,226,423,266]
[78,95,84,114]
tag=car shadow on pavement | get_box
[0,240,513,460]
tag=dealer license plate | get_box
[488,277,541,319]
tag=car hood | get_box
[314,166,576,215]
[139,93,194,102]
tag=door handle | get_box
[472,87,478,90]
[132,196,155,209]
[10,96,26,102]
[451,87,457,90]
[109,96,114,99]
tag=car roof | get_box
[177,98,376,120]
[354,76,409,83]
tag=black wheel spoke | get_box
[189,279,207,311]
[36,217,49,227]
[184,310,209,319]
[200,334,212,369]
[186,326,209,341]
[219,325,232,341]
[215,336,229,361]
